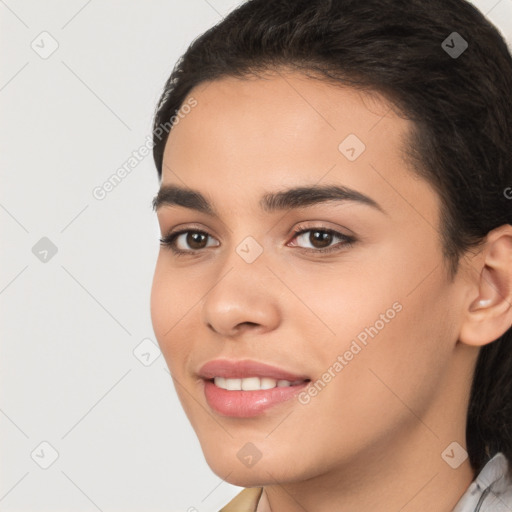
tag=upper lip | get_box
[198,359,310,381]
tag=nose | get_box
[201,247,282,338]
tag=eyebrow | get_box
[152,183,386,216]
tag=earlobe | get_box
[459,225,512,347]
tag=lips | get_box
[198,359,311,417]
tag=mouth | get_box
[198,359,311,417]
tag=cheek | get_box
[282,255,403,357]
[345,270,457,424]
[295,290,454,462]
[298,242,455,413]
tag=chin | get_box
[210,464,291,488]
[201,444,306,487]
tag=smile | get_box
[198,359,311,417]
[213,376,307,390]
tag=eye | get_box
[288,226,356,254]
[159,229,219,254]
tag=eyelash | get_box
[159,224,356,257]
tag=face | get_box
[150,70,468,486]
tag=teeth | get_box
[213,376,298,390]
[226,378,241,390]
[260,377,277,390]
[241,377,260,391]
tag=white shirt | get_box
[452,452,512,511]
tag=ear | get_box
[459,224,512,347]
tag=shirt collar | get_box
[452,452,512,511]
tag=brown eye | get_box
[186,232,208,249]
[159,229,219,253]
[290,227,356,254]
[308,230,333,249]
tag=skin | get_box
[150,69,512,512]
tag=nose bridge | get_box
[217,208,269,273]
[200,231,281,335]
[211,231,269,303]
[233,232,266,266]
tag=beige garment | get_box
[218,487,263,511]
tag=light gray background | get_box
[1,1,511,511]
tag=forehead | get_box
[160,71,440,227]
[167,71,401,153]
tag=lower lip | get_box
[203,379,309,417]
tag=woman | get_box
[149,0,512,510]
